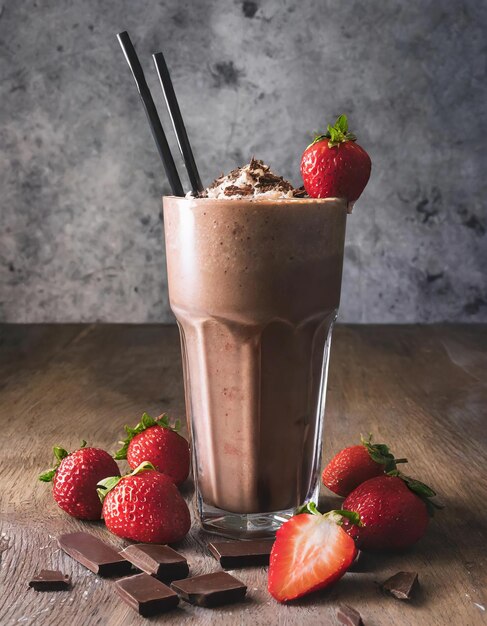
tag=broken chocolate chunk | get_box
[171,571,247,607]
[208,539,274,568]
[29,570,71,591]
[120,544,188,582]
[382,571,419,600]
[337,604,364,626]
[58,532,132,577]
[115,573,179,616]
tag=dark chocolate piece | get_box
[208,539,274,569]
[120,544,189,582]
[382,571,419,600]
[58,532,132,577]
[115,573,179,616]
[337,604,364,626]
[29,570,71,591]
[171,571,247,607]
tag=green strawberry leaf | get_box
[97,475,123,503]
[332,509,362,527]
[335,114,348,133]
[141,412,156,429]
[387,470,443,516]
[307,114,358,150]
[114,412,181,460]
[361,433,408,473]
[296,501,321,516]
[393,471,437,498]
[403,475,437,498]
[296,503,362,527]
[38,469,57,482]
[38,442,88,483]
[113,441,129,461]
[53,446,69,462]
[327,114,358,147]
[97,461,155,503]
[307,133,330,150]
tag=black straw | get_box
[117,31,184,197]
[153,52,204,194]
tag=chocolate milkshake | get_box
[163,161,348,537]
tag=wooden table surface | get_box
[1,324,486,626]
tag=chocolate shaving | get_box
[223,185,245,197]
[292,185,307,198]
[203,158,307,198]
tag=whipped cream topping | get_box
[195,158,306,200]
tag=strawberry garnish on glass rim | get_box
[300,114,371,204]
[268,502,361,603]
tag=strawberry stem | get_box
[296,502,362,527]
[307,114,357,150]
[96,476,122,503]
[361,433,408,472]
[97,461,156,503]
[324,510,362,527]
[296,501,321,516]
[387,470,443,516]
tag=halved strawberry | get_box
[268,503,359,602]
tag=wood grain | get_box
[1,324,486,625]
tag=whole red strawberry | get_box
[322,434,407,497]
[342,472,440,550]
[268,503,359,602]
[39,441,120,520]
[98,462,191,544]
[115,413,190,486]
[301,114,371,202]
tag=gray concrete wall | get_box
[1,0,486,323]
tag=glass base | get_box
[198,482,320,539]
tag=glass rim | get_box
[163,195,348,206]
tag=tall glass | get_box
[163,196,347,538]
